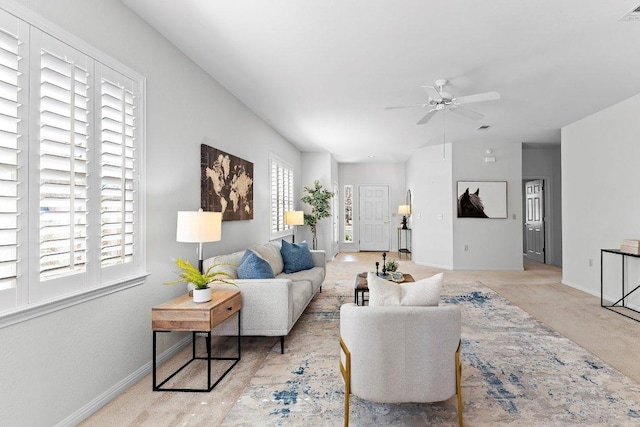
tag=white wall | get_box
[300,152,336,255]
[522,146,562,266]
[562,92,640,298]
[406,143,454,269]
[452,142,523,270]
[338,162,406,253]
[0,1,301,425]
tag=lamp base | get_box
[401,215,408,230]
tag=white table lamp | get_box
[176,208,222,272]
[284,210,304,243]
[398,204,411,230]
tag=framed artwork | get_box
[456,181,507,219]
[201,144,254,221]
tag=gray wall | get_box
[0,0,301,425]
[562,92,640,303]
[406,140,523,271]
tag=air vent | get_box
[477,125,491,131]
[620,4,640,21]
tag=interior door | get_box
[359,185,390,251]
[525,179,545,263]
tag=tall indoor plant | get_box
[301,180,334,250]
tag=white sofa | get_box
[203,241,326,353]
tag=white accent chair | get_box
[339,303,463,427]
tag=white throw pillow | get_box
[367,272,442,306]
[367,272,401,306]
[400,273,442,306]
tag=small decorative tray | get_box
[391,272,404,283]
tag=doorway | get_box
[358,185,390,251]
[524,179,545,263]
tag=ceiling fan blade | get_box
[455,91,500,104]
[417,109,438,125]
[421,85,442,101]
[384,104,426,110]
[449,106,484,121]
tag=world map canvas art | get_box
[201,144,253,221]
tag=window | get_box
[270,154,294,239]
[0,6,145,318]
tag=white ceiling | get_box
[122,0,640,163]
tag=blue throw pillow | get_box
[280,240,315,274]
[237,250,275,279]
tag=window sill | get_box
[0,273,149,329]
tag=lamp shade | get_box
[398,205,411,215]
[176,209,222,243]
[284,210,305,226]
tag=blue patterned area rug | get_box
[221,281,640,426]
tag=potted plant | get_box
[385,259,399,273]
[164,258,234,303]
[301,180,334,250]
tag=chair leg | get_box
[455,340,463,427]
[340,337,351,427]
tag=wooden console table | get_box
[601,249,640,322]
[152,289,242,392]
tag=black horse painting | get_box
[457,187,489,218]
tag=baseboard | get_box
[561,279,599,298]
[412,260,453,270]
[561,279,640,311]
[54,335,192,427]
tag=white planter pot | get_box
[192,287,212,303]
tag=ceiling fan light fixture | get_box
[620,4,640,21]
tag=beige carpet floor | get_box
[81,253,640,425]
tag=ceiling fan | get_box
[385,79,500,125]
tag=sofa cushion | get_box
[250,242,284,275]
[277,267,325,293]
[204,250,244,279]
[237,250,275,279]
[280,240,314,273]
[368,272,442,307]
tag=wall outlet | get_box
[436,214,443,220]
[464,244,469,251]
[588,259,593,267]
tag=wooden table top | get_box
[355,272,415,290]
[152,289,241,331]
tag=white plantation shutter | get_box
[270,155,294,238]
[0,7,145,317]
[38,43,90,281]
[100,70,136,267]
[0,13,22,298]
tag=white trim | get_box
[0,0,147,317]
[53,334,191,427]
[0,273,149,329]
[0,0,142,82]
[269,153,295,240]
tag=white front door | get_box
[359,185,390,251]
